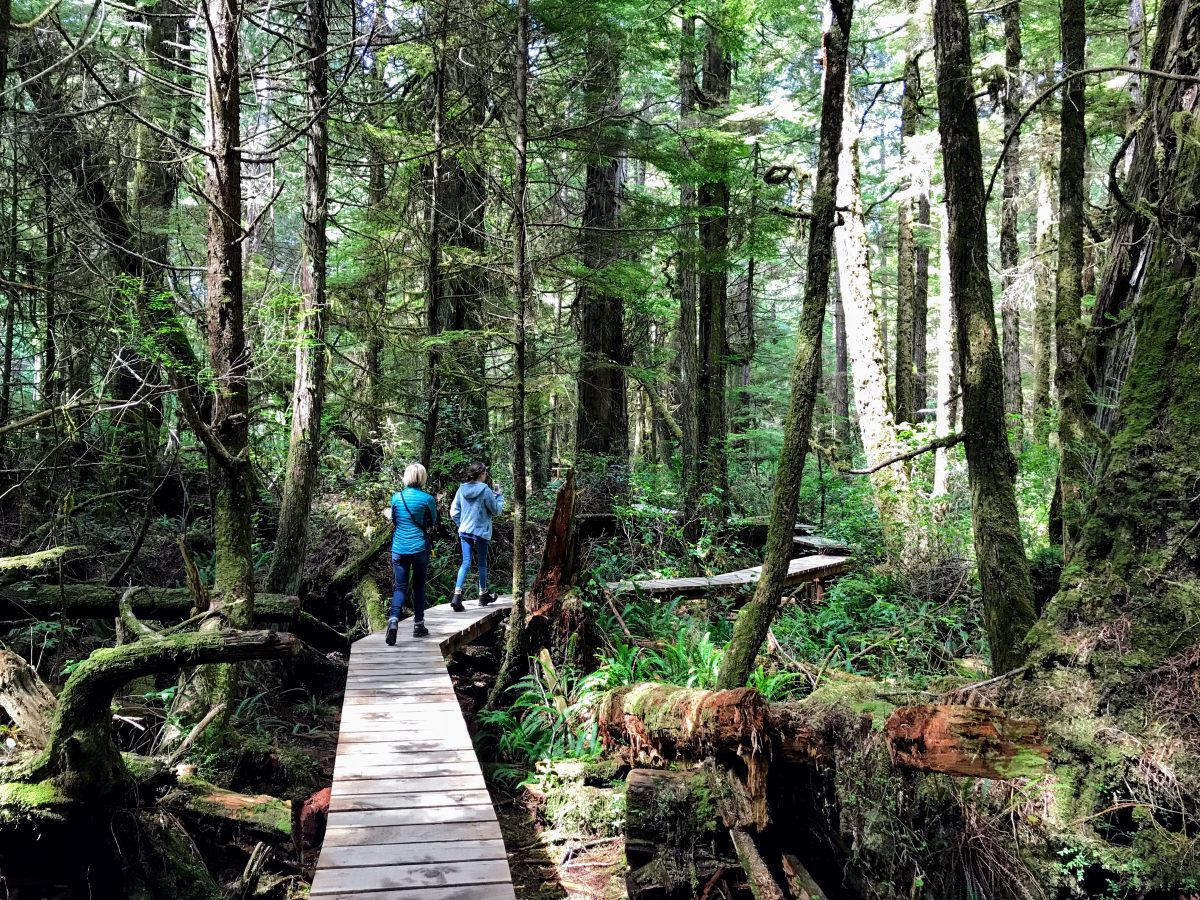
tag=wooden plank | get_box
[331,774,488,796]
[338,739,477,753]
[310,884,515,900]
[321,819,502,848]
[310,859,513,895]
[318,838,507,869]
[325,804,498,832]
[333,760,483,781]
[606,553,851,597]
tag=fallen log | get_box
[884,703,1049,779]
[600,684,1049,779]
[0,649,57,749]
[162,773,292,841]
[0,584,349,654]
[625,768,734,900]
[0,584,299,622]
[21,629,302,799]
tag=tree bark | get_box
[1055,0,1089,559]
[678,15,700,528]
[893,25,920,426]
[1000,0,1025,446]
[696,18,733,518]
[1031,144,1056,428]
[718,0,852,689]
[203,0,253,629]
[490,0,530,707]
[0,649,56,749]
[1013,4,1200,873]
[833,291,851,452]
[267,0,330,594]
[835,90,913,542]
[575,37,628,460]
[934,0,1037,674]
[932,201,956,500]
[913,192,930,410]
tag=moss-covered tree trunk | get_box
[999,0,1025,446]
[718,0,852,689]
[266,0,329,594]
[1012,1,1200,882]
[1055,0,1089,559]
[934,0,1036,674]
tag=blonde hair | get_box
[402,462,428,489]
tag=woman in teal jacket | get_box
[386,462,438,645]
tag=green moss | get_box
[0,780,61,811]
[357,576,388,632]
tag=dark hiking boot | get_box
[450,592,465,612]
[413,622,429,638]
[479,591,497,606]
[385,617,399,646]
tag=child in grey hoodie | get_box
[449,461,505,610]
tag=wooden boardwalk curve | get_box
[606,553,852,597]
[312,598,516,900]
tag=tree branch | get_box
[847,433,963,475]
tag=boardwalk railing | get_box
[312,598,516,900]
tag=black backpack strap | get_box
[399,491,431,536]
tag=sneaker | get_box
[413,622,429,638]
[385,617,398,646]
[450,592,465,612]
[479,591,497,607]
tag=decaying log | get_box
[162,774,292,840]
[782,853,828,900]
[324,527,390,602]
[601,685,1050,780]
[0,584,348,653]
[23,630,301,799]
[885,704,1049,779]
[0,584,299,622]
[729,828,786,900]
[625,768,734,900]
[0,649,57,749]
[528,471,578,617]
[0,546,82,575]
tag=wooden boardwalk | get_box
[311,598,516,900]
[607,553,851,597]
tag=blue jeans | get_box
[390,551,429,623]
[455,534,489,593]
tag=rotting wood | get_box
[601,685,1050,780]
[730,828,786,900]
[527,470,578,618]
[162,774,293,840]
[782,853,829,900]
[885,703,1049,778]
[0,648,57,749]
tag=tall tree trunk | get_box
[1055,0,1089,559]
[718,0,852,689]
[491,0,530,707]
[913,192,930,410]
[678,15,700,530]
[1031,144,1056,429]
[835,90,913,542]
[575,39,628,460]
[934,0,1036,674]
[1014,1,1200,872]
[421,46,445,471]
[893,17,920,426]
[932,199,956,500]
[356,56,389,476]
[833,289,850,452]
[696,18,732,518]
[266,0,329,594]
[203,0,253,627]
[1000,0,1025,446]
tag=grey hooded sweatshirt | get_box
[450,481,505,540]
